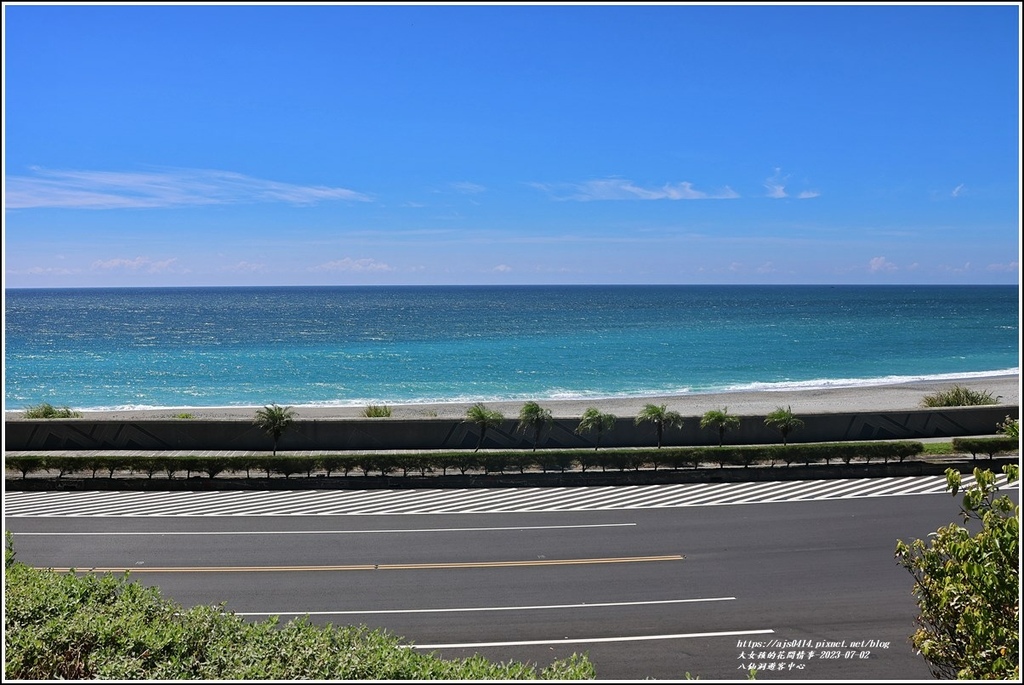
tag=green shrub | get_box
[506,453,536,474]
[40,455,85,479]
[454,453,481,475]
[263,455,316,478]
[356,456,396,477]
[86,455,125,478]
[3,535,594,680]
[317,455,361,477]
[22,403,82,419]
[5,443,937,483]
[595,452,644,472]
[479,453,511,474]
[535,452,577,473]
[952,437,1019,460]
[895,466,1019,679]
[770,442,923,466]
[997,415,1019,439]
[921,385,998,407]
[363,405,393,417]
[5,455,44,479]
[163,456,187,479]
[392,454,433,477]
[174,413,195,419]
[128,456,164,479]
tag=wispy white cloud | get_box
[10,265,80,277]
[308,257,394,272]
[148,258,180,273]
[985,261,1018,272]
[221,261,268,273]
[91,256,182,273]
[92,257,150,270]
[531,178,739,201]
[450,181,486,194]
[493,264,513,273]
[951,183,965,198]
[764,169,789,199]
[6,166,372,209]
[868,256,898,273]
[765,168,819,199]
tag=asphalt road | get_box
[5,481,1005,680]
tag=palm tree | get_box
[465,403,505,452]
[517,401,553,451]
[701,407,741,447]
[634,403,684,449]
[253,403,296,456]
[576,407,617,451]
[764,405,804,446]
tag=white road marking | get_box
[234,596,735,617]
[409,628,776,649]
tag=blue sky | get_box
[3,2,1021,287]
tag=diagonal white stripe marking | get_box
[5,475,1015,516]
[14,523,636,536]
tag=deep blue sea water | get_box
[3,285,1019,411]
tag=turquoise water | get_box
[3,285,1019,411]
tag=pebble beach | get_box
[14,373,1017,423]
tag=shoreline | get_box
[7,374,1019,422]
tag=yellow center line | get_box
[42,554,684,573]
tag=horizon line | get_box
[3,282,1020,291]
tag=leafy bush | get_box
[920,385,998,407]
[895,466,1019,679]
[22,403,82,419]
[174,413,195,419]
[4,534,595,680]
[997,415,1019,439]
[363,405,393,417]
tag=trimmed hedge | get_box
[5,443,929,481]
[952,437,1020,460]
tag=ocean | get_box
[3,285,1019,412]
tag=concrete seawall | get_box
[5,405,1017,452]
